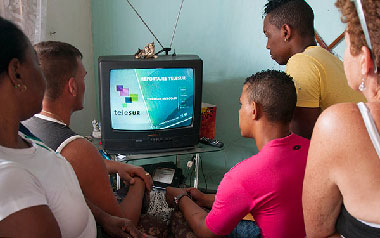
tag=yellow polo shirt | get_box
[286,46,366,110]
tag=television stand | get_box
[109,143,224,189]
[105,145,197,157]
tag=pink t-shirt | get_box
[205,133,309,238]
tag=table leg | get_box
[117,173,121,190]
[194,153,200,188]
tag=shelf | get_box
[113,143,224,161]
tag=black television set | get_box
[98,55,203,154]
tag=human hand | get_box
[186,187,206,207]
[165,186,187,208]
[116,162,153,192]
[101,215,144,238]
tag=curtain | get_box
[0,0,47,44]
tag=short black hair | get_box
[34,41,83,101]
[244,70,297,123]
[264,0,315,37]
[0,17,29,77]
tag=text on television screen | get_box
[110,68,194,130]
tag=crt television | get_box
[98,55,203,154]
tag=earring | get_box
[19,84,27,92]
[284,38,287,42]
[359,77,365,91]
[14,83,27,92]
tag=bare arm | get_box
[61,139,146,223]
[0,205,61,238]
[179,196,220,238]
[60,138,124,218]
[104,160,153,192]
[186,187,215,209]
[119,177,145,225]
[290,107,321,139]
[166,187,222,238]
[302,107,343,237]
[85,199,143,238]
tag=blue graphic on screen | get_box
[110,68,194,130]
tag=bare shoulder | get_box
[59,137,109,191]
[313,103,362,139]
[60,137,103,164]
[309,103,364,166]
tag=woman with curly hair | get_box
[302,0,380,237]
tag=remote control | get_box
[199,137,224,148]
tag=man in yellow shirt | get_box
[262,0,365,139]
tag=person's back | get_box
[23,115,79,152]
[208,133,309,237]
[165,70,309,238]
[262,0,366,139]
[304,102,380,237]
[287,46,365,110]
[0,133,96,237]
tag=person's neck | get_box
[0,114,29,149]
[41,101,72,126]
[254,121,291,151]
[290,37,317,56]
[0,80,30,149]
[361,73,380,102]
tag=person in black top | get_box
[302,0,380,237]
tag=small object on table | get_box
[199,137,224,148]
[153,168,175,184]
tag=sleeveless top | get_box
[336,205,380,238]
[22,114,83,152]
[335,102,380,237]
[357,102,380,158]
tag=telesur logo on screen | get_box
[114,85,140,116]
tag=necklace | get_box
[41,110,66,125]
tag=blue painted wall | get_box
[91,0,346,190]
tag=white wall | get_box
[45,0,96,135]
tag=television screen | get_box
[110,68,194,130]
[98,55,203,154]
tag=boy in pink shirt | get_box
[166,70,309,237]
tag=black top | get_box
[336,204,380,238]
[22,116,77,152]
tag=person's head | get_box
[34,41,86,111]
[263,0,315,65]
[239,70,297,138]
[0,16,45,120]
[335,0,380,93]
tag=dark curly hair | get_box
[244,70,297,123]
[0,17,29,78]
[264,0,315,37]
[336,0,380,75]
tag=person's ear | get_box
[7,58,23,87]
[282,24,292,42]
[251,101,258,120]
[360,45,375,77]
[68,77,77,97]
